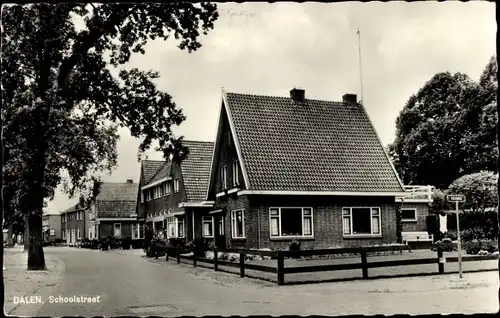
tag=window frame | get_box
[174,179,180,193]
[218,217,224,236]
[232,160,240,187]
[269,207,314,238]
[114,223,122,238]
[401,208,418,222]
[221,165,227,190]
[230,209,246,239]
[202,216,214,238]
[166,217,184,238]
[342,207,382,236]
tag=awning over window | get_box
[209,209,223,215]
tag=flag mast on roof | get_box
[357,27,364,106]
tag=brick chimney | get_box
[290,88,305,103]
[126,179,133,183]
[342,93,357,104]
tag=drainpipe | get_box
[191,210,195,240]
[257,207,261,249]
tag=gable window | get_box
[232,160,240,187]
[269,207,313,237]
[221,165,227,190]
[226,130,232,147]
[342,207,381,236]
[202,216,214,238]
[149,188,154,200]
[159,185,164,197]
[163,183,169,196]
[401,208,417,222]
[174,179,180,193]
[231,209,245,238]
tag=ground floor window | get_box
[77,228,81,240]
[202,216,214,238]
[231,210,245,238]
[132,223,145,239]
[62,230,66,239]
[89,227,93,240]
[166,217,184,238]
[269,207,313,237]
[218,217,224,236]
[401,208,417,222]
[342,207,381,235]
[114,223,122,238]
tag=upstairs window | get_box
[232,160,240,187]
[221,165,227,190]
[174,179,180,193]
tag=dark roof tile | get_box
[225,92,403,192]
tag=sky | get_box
[47,1,497,213]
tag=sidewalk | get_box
[3,247,66,316]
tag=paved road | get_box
[7,247,498,316]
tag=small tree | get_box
[448,171,498,213]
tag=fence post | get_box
[176,247,181,264]
[277,251,285,286]
[214,248,218,272]
[239,253,245,277]
[437,246,444,274]
[361,250,368,279]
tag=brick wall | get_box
[99,221,134,238]
[401,202,430,232]
[214,195,399,250]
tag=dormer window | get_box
[174,179,180,193]
[232,160,239,187]
[221,165,227,190]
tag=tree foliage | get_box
[448,171,498,213]
[389,56,498,189]
[1,3,219,269]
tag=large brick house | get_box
[89,180,140,240]
[138,140,215,244]
[61,205,90,245]
[203,88,418,250]
[42,212,62,242]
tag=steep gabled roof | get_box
[208,90,404,194]
[140,160,166,185]
[96,182,139,217]
[147,162,172,185]
[180,140,214,202]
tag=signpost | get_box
[446,194,466,278]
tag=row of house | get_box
[53,88,433,249]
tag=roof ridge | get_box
[226,91,347,104]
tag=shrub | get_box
[465,239,481,255]
[486,240,498,253]
[121,237,132,250]
[192,237,209,258]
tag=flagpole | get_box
[357,28,364,105]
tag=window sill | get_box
[270,236,315,241]
[231,237,246,241]
[402,219,418,223]
[343,235,383,239]
[202,236,214,239]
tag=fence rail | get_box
[163,243,498,285]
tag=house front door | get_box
[71,229,76,244]
[214,215,226,249]
[66,230,70,244]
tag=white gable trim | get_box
[357,103,406,191]
[205,89,251,200]
[238,190,409,197]
[222,90,251,188]
[141,177,172,191]
[178,201,214,208]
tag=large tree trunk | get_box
[497,101,499,311]
[27,210,46,270]
[7,222,14,246]
[23,217,29,251]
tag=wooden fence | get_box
[164,243,498,286]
